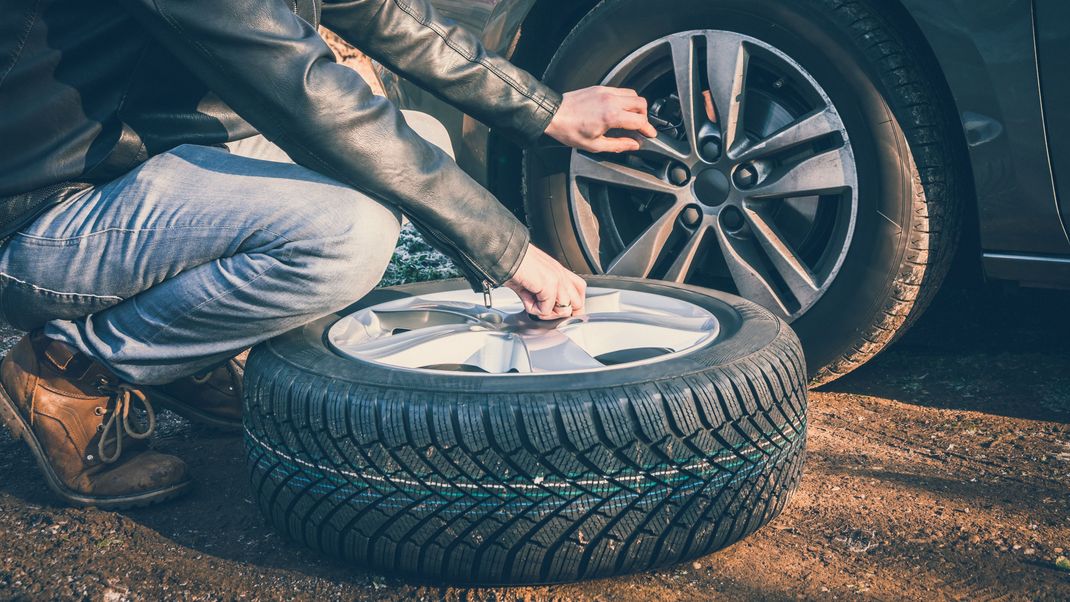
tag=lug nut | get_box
[680,205,703,227]
[668,164,691,186]
[721,206,744,231]
[733,163,758,189]
[700,138,722,162]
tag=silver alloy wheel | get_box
[568,30,858,320]
[327,287,720,374]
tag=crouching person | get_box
[0,0,654,507]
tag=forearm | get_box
[321,0,561,145]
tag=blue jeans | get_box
[0,132,412,385]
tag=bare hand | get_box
[505,244,587,320]
[544,86,658,153]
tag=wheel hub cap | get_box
[693,168,731,206]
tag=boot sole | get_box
[0,383,192,509]
[145,387,243,432]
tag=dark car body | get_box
[386,0,1070,289]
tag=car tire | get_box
[243,276,807,584]
[523,0,964,385]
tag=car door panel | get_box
[1034,0,1070,246]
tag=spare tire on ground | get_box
[242,275,807,584]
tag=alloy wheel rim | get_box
[327,287,720,375]
[567,30,858,320]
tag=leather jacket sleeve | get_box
[116,0,530,289]
[320,0,562,146]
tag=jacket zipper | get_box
[405,214,501,293]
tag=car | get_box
[372,0,1070,384]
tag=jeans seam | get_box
[0,271,123,302]
[15,224,295,245]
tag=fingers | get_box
[702,89,717,122]
[600,85,639,98]
[532,284,557,317]
[541,272,585,320]
[548,281,574,320]
[618,94,648,114]
[566,273,587,316]
[505,249,587,321]
[602,94,656,140]
[506,282,539,315]
[610,110,658,138]
[587,136,641,154]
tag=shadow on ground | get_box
[824,282,1070,422]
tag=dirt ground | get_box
[0,279,1067,601]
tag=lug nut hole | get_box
[668,163,691,186]
[721,206,745,231]
[680,205,703,227]
[700,137,722,162]
[733,163,759,189]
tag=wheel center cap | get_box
[692,168,731,206]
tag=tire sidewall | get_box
[525,0,918,375]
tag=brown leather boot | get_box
[145,351,246,431]
[0,332,191,508]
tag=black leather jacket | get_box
[0,0,562,289]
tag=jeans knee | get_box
[300,194,401,306]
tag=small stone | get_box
[1055,547,1065,554]
[968,535,981,544]
[692,562,702,570]
[1055,557,1070,572]
[1024,548,1036,555]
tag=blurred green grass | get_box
[378,223,460,286]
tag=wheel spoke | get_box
[712,225,790,317]
[734,107,841,162]
[521,330,604,372]
[634,131,691,163]
[340,324,482,363]
[747,146,853,200]
[579,312,717,336]
[663,223,710,283]
[559,313,716,357]
[582,289,624,314]
[742,207,820,307]
[606,201,685,277]
[370,303,502,330]
[704,32,749,152]
[571,152,678,195]
[669,34,703,154]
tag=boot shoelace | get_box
[189,358,241,392]
[95,382,156,464]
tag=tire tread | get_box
[244,300,808,583]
